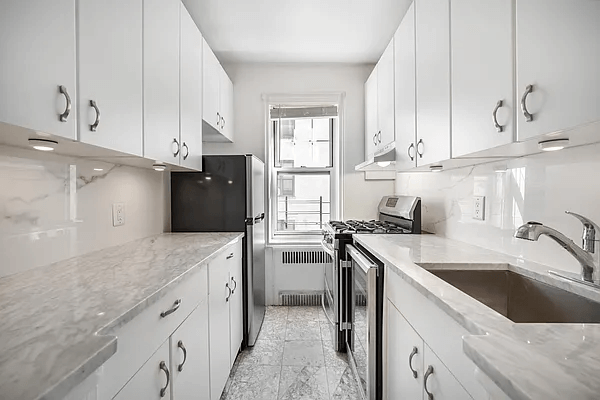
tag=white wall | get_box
[395,141,600,275]
[0,145,166,278]
[204,63,394,221]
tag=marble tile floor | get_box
[221,306,362,400]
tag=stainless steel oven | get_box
[346,244,383,400]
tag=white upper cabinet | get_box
[170,301,211,400]
[220,69,235,142]
[516,0,600,141]
[78,0,143,156]
[202,39,222,132]
[143,0,180,164]
[0,0,77,140]
[377,39,395,150]
[179,4,203,171]
[415,0,451,166]
[451,0,514,157]
[365,67,379,159]
[394,3,417,171]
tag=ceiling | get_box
[182,0,412,64]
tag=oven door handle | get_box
[321,239,335,258]
[346,244,376,274]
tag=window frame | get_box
[263,93,344,245]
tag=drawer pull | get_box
[159,361,170,397]
[58,85,71,122]
[408,346,418,378]
[225,283,231,302]
[177,340,187,372]
[424,365,434,400]
[231,277,237,294]
[160,299,181,318]
[226,253,234,260]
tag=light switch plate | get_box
[473,196,485,221]
[112,203,125,227]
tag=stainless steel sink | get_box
[429,269,600,324]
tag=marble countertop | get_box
[353,234,600,400]
[0,232,244,400]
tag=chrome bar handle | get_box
[407,143,415,161]
[373,133,377,145]
[182,142,189,160]
[159,361,170,397]
[226,253,234,260]
[566,211,600,253]
[172,138,180,157]
[377,131,382,143]
[221,116,225,130]
[58,85,71,122]
[177,340,187,372]
[160,299,181,318]
[225,282,231,302]
[217,112,221,128]
[89,100,100,131]
[492,99,504,132]
[408,346,418,378]
[230,276,237,294]
[520,84,534,122]
[424,365,434,400]
[416,139,424,158]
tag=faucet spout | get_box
[515,221,599,284]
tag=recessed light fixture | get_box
[205,176,212,180]
[228,180,233,184]
[430,165,443,172]
[152,163,167,172]
[93,168,104,172]
[377,161,391,168]
[538,138,569,152]
[29,138,57,152]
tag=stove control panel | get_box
[378,195,421,220]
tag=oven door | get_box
[321,238,340,347]
[346,244,382,400]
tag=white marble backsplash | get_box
[395,141,600,275]
[0,145,166,278]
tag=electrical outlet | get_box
[473,196,485,221]
[112,203,125,227]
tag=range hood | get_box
[355,142,396,171]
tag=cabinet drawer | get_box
[98,264,208,400]
[386,266,488,400]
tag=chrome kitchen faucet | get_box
[515,211,600,288]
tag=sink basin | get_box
[429,269,600,324]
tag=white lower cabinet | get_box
[208,241,243,399]
[113,340,171,400]
[386,300,471,400]
[170,301,211,400]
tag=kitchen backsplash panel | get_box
[395,142,600,274]
[0,145,165,278]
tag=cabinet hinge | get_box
[341,322,352,330]
[341,260,352,269]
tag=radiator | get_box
[281,250,332,264]
[279,291,323,306]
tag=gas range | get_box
[327,219,412,235]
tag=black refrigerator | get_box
[171,155,265,347]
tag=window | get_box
[266,95,343,243]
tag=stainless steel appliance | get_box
[170,155,265,347]
[321,195,421,398]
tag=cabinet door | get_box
[365,67,379,159]
[171,301,210,400]
[219,70,234,142]
[78,0,143,156]
[228,252,243,366]
[394,3,417,171]
[0,0,77,140]
[143,0,180,164]
[179,4,203,171]
[423,344,472,400]
[208,257,231,400]
[516,0,600,141]
[377,39,395,149]
[113,340,171,400]
[386,300,423,400]
[415,0,451,165]
[202,39,221,132]
[451,0,514,157]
